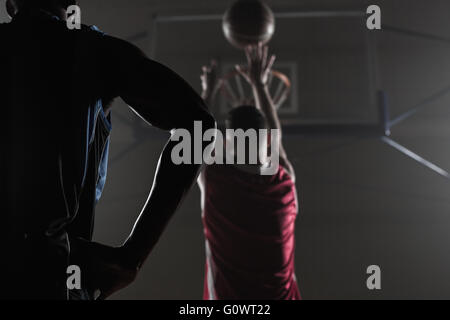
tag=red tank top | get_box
[202,164,301,300]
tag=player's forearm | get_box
[122,116,216,269]
[252,82,291,163]
[252,83,282,132]
[201,90,214,109]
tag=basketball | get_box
[222,0,276,49]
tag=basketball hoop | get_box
[212,68,291,111]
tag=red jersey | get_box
[202,164,301,300]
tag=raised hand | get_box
[200,60,219,102]
[235,42,276,88]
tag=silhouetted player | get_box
[0,0,215,300]
[198,44,300,300]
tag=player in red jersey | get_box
[198,44,301,300]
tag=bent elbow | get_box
[184,108,216,132]
[174,98,216,133]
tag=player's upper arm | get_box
[98,35,214,132]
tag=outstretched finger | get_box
[200,74,207,86]
[247,44,256,62]
[235,64,250,82]
[235,64,245,76]
[262,45,269,69]
[256,42,261,59]
[263,46,270,68]
[244,46,252,66]
[202,66,210,75]
[266,54,276,73]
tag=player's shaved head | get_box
[6,0,77,18]
[226,105,268,131]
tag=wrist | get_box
[118,242,144,271]
[252,79,268,87]
[252,82,269,93]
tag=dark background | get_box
[2,0,450,299]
